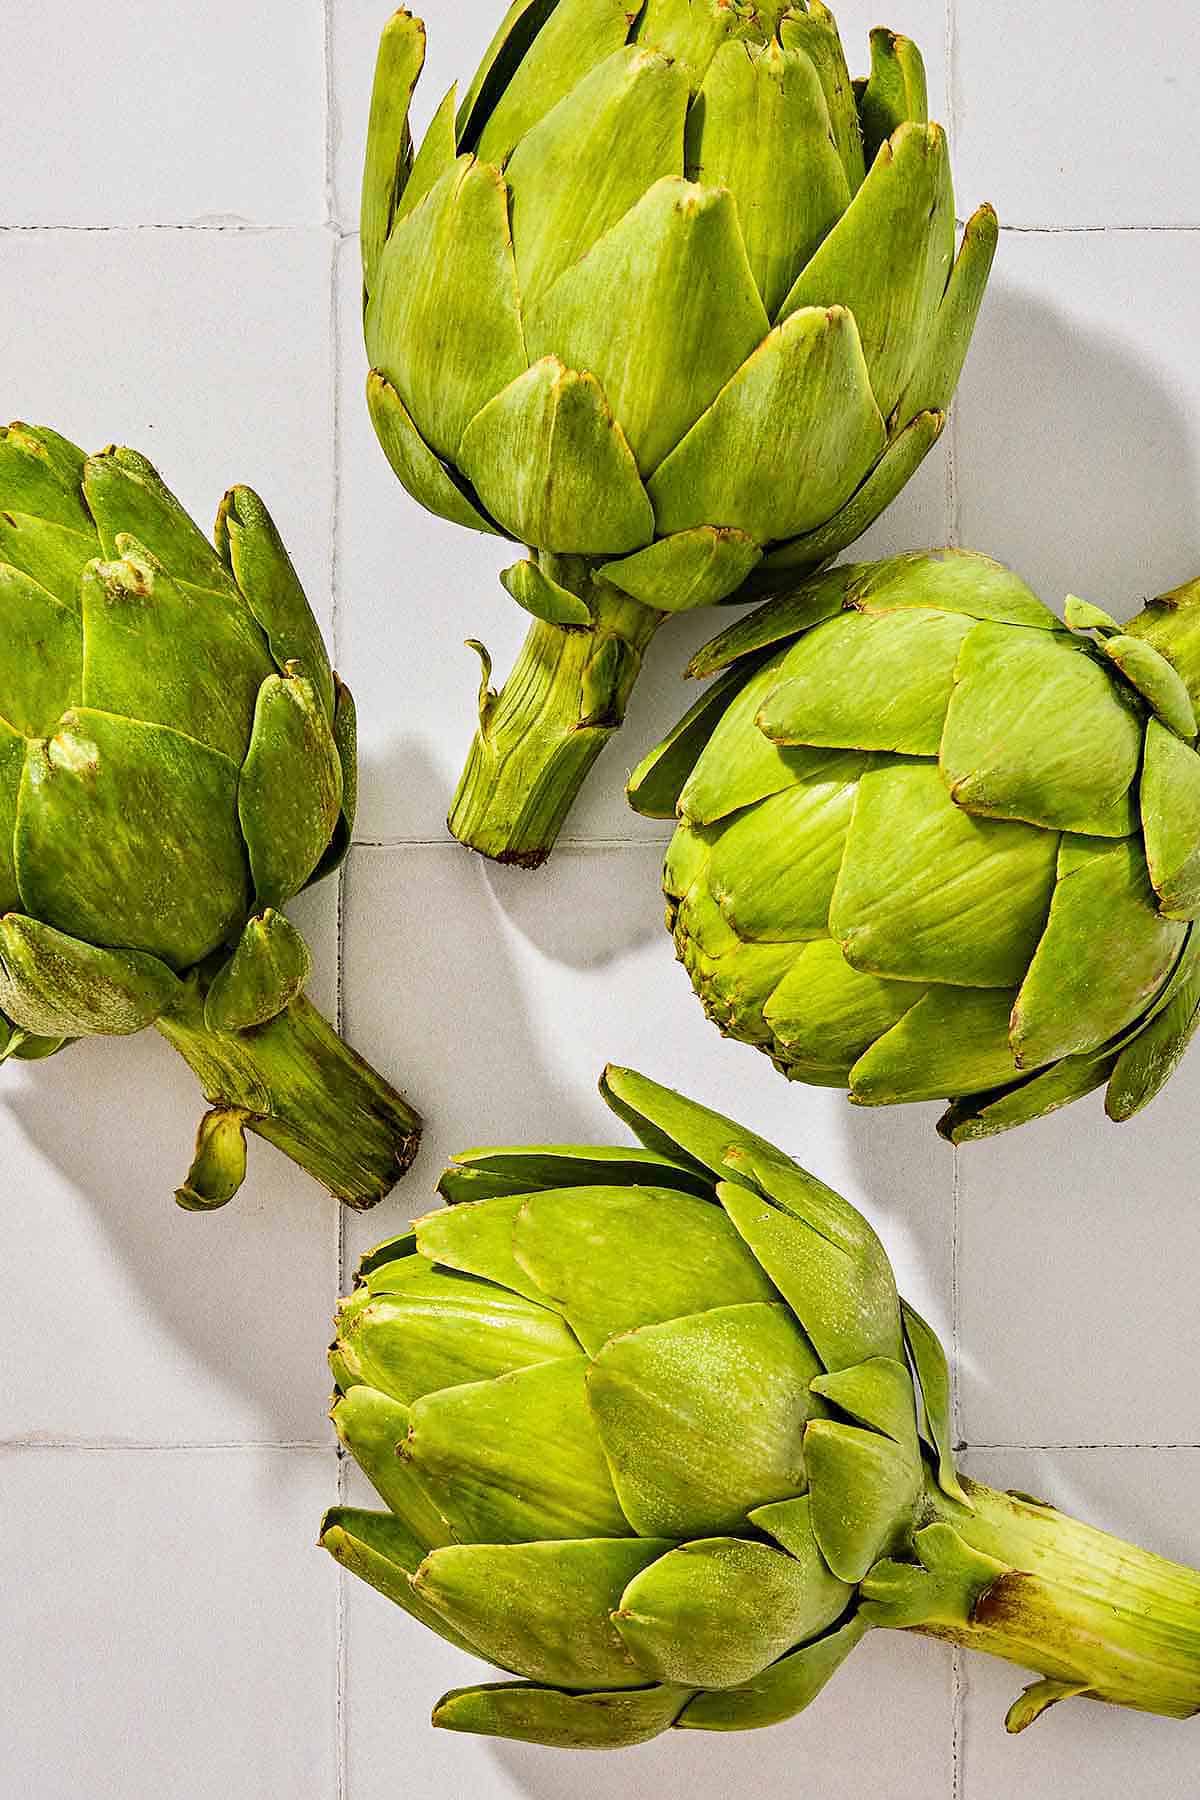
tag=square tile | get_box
[953,228,1200,617]
[338,842,954,1331]
[955,3,1200,227]
[0,883,341,1446]
[1,0,326,226]
[0,1446,337,1800]
[0,226,336,631]
[958,1449,1200,1800]
[957,1079,1200,1448]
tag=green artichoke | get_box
[628,552,1200,1142]
[323,1067,1200,1747]
[0,422,420,1208]
[361,1,997,866]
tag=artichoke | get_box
[323,1067,1200,1747]
[628,552,1200,1142]
[361,1,997,866]
[0,423,420,1209]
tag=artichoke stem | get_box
[910,1476,1200,1727]
[155,982,421,1209]
[448,565,664,868]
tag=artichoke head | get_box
[361,0,998,608]
[629,551,1200,1140]
[0,423,355,1057]
[324,1066,964,1747]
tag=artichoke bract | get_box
[361,1,997,867]
[628,553,1200,1142]
[0,423,420,1209]
[323,1068,1200,1747]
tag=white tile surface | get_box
[5,4,1200,1800]
[0,1446,337,1799]
[0,0,327,226]
[955,4,1200,228]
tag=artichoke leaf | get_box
[361,9,426,296]
[1101,632,1197,739]
[454,0,559,149]
[239,666,342,910]
[365,371,503,538]
[938,1052,1116,1145]
[718,1180,903,1371]
[830,760,1060,989]
[334,1271,578,1405]
[505,47,689,307]
[804,1417,922,1582]
[757,608,974,754]
[437,1142,712,1205]
[677,1614,867,1731]
[706,752,867,943]
[406,1355,629,1543]
[895,204,1000,428]
[615,1534,850,1690]
[0,422,90,529]
[366,155,527,464]
[685,38,850,318]
[80,549,272,763]
[203,910,312,1032]
[849,548,1058,628]
[599,1062,792,1182]
[307,675,358,887]
[0,913,179,1037]
[395,83,459,227]
[214,485,334,720]
[321,1508,483,1658]
[0,719,25,912]
[763,938,924,1067]
[941,623,1143,836]
[779,3,866,194]
[857,28,928,164]
[851,986,1024,1103]
[0,512,99,609]
[175,1106,249,1211]
[779,121,953,423]
[678,652,834,826]
[626,659,764,820]
[685,564,859,678]
[458,358,654,555]
[527,176,769,478]
[1107,936,1200,1121]
[15,711,248,971]
[415,1538,669,1689]
[810,1357,920,1454]
[633,0,746,90]
[0,562,82,737]
[432,1678,691,1748]
[604,526,762,612]
[414,1191,566,1310]
[762,408,944,578]
[473,0,635,166]
[499,558,591,627]
[900,1299,968,1505]
[330,1384,458,1548]
[83,447,238,596]
[647,304,886,544]
[510,1183,775,1353]
[1012,836,1187,1069]
[587,1303,823,1538]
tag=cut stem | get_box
[909,1476,1200,1727]
[448,562,664,868]
[156,980,421,1209]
